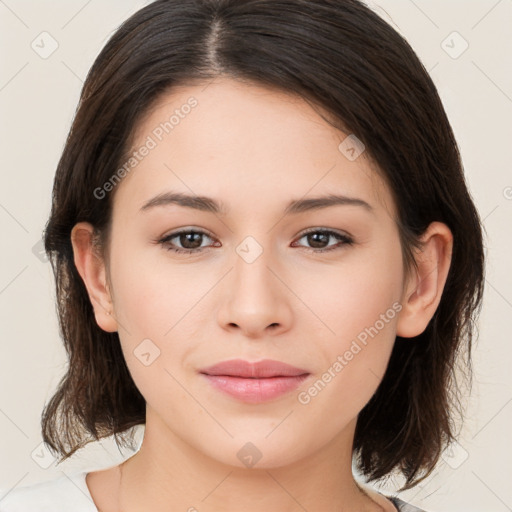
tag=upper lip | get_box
[199,359,309,378]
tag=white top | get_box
[0,471,426,511]
[0,471,97,511]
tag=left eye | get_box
[158,228,354,255]
[292,229,354,253]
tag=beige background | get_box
[0,1,511,511]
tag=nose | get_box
[216,244,293,339]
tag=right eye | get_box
[158,229,219,254]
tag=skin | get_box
[71,77,453,512]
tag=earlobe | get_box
[396,222,453,338]
[70,222,118,333]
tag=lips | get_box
[199,358,309,378]
[199,359,311,403]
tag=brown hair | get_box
[41,0,485,491]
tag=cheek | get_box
[297,290,400,433]
[296,241,403,411]
[109,256,190,407]
[299,241,403,348]
[109,243,199,338]
[107,247,208,393]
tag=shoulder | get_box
[388,495,430,512]
[362,483,430,512]
[0,472,97,512]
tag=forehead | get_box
[113,77,397,222]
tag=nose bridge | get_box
[232,235,279,305]
[217,234,292,335]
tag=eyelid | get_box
[161,226,216,238]
[158,227,216,245]
[297,226,352,238]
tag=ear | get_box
[70,222,118,333]
[396,221,453,338]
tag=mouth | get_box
[199,358,309,378]
[199,359,310,403]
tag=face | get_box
[100,78,408,468]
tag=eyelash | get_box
[157,228,354,255]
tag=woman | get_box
[0,0,484,510]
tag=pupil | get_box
[182,232,202,249]
[309,232,328,248]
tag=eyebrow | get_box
[139,191,374,216]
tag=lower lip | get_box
[200,373,310,403]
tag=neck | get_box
[114,411,387,512]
